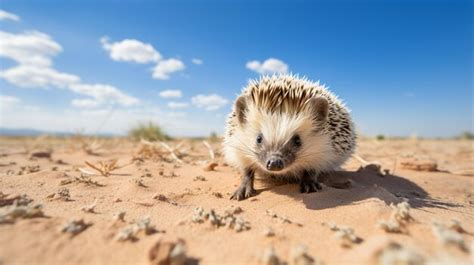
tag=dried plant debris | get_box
[113,211,126,222]
[212,192,223,198]
[59,179,74,186]
[193,175,206,181]
[324,223,362,248]
[260,247,281,265]
[400,158,438,172]
[263,226,275,237]
[159,141,184,164]
[149,239,188,265]
[225,205,243,215]
[74,174,105,187]
[153,194,178,206]
[377,242,424,265]
[378,219,404,234]
[29,150,52,159]
[191,207,250,232]
[432,222,468,252]
[81,140,103,155]
[202,140,216,160]
[390,201,413,222]
[141,172,153,178]
[290,245,322,265]
[61,219,92,237]
[378,201,413,233]
[48,187,72,201]
[0,200,45,224]
[162,171,179,178]
[203,162,218,171]
[447,219,467,234]
[0,193,32,207]
[81,200,97,213]
[134,178,147,187]
[84,159,131,177]
[17,165,41,175]
[115,216,160,242]
[265,210,303,227]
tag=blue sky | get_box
[0,0,472,137]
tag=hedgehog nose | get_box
[266,158,284,171]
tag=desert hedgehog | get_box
[223,74,356,200]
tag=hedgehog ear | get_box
[311,97,329,121]
[235,95,248,124]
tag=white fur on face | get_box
[231,103,337,175]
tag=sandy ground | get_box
[0,137,473,265]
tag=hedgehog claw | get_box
[299,179,322,193]
[230,185,256,201]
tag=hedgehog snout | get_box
[266,157,284,171]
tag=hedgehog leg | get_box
[299,171,322,193]
[230,168,256,201]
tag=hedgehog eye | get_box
[292,135,302,147]
[256,134,263,144]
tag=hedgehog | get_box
[223,74,356,200]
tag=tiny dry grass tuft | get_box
[129,122,170,142]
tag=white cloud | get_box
[100,37,161,64]
[69,83,139,107]
[0,29,138,108]
[191,94,229,111]
[192,58,203,65]
[0,95,20,108]
[0,65,80,88]
[0,31,62,66]
[71,98,101,108]
[246,58,288,74]
[167,101,189,109]
[0,10,20,22]
[152,58,185,80]
[159,89,182,98]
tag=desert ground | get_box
[0,136,472,265]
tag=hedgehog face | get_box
[232,95,332,175]
[254,131,302,172]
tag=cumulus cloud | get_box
[100,37,161,64]
[0,65,80,88]
[191,94,229,111]
[69,83,139,107]
[159,89,182,98]
[192,58,203,65]
[0,10,20,22]
[246,58,288,74]
[100,37,187,80]
[152,58,185,80]
[167,101,189,109]
[0,31,62,66]
[0,29,139,108]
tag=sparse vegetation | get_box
[209,131,220,142]
[376,134,386,140]
[128,122,170,141]
[457,131,474,140]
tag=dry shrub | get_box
[129,122,170,142]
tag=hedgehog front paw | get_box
[230,185,256,201]
[299,179,322,193]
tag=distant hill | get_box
[0,127,118,137]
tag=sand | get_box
[0,137,472,265]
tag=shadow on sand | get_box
[265,166,461,211]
